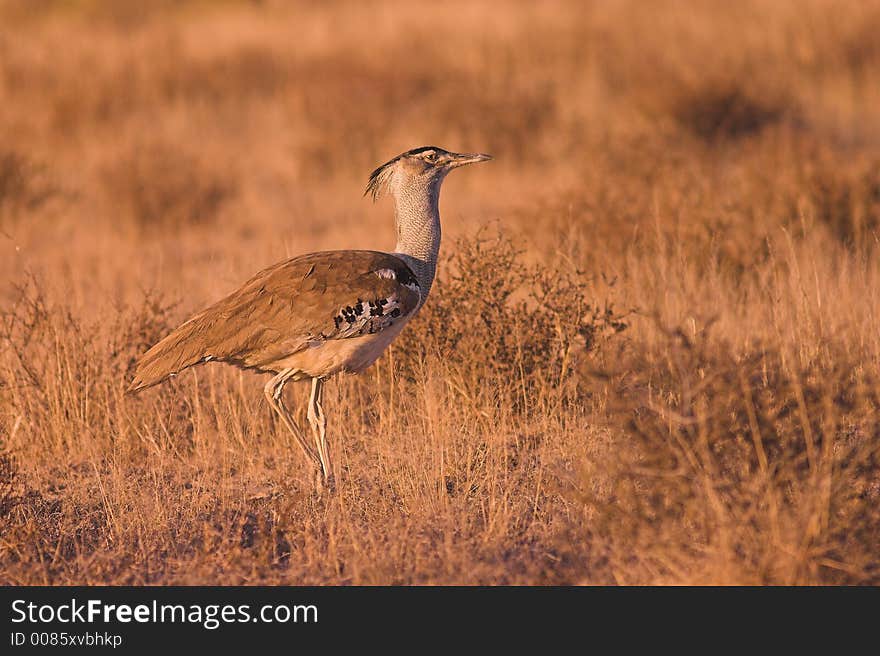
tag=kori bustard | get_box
[128,146,491,485]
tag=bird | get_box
[127,146,491,487]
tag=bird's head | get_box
[365,146,491,201]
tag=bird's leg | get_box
[263,371,320,467]
[307,377,333,486]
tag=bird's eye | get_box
[424,152,437,163]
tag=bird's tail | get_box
[126,318,211,393]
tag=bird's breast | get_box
[272,318,410,378]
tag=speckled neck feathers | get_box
[391,175,444,305]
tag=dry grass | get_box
[1,0,879,584]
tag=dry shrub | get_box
[395,232,629,410]
[801,149,880,249]
[579,325,880,584]
[667,79,795,142]
[0,150,59,219]
[102,141,236,231]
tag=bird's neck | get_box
[392,178,442,302]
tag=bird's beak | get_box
[449,152,493,168]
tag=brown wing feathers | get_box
[127,251,420,392]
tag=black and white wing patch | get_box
[329,265,420,339]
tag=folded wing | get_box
[128,250,421,391]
